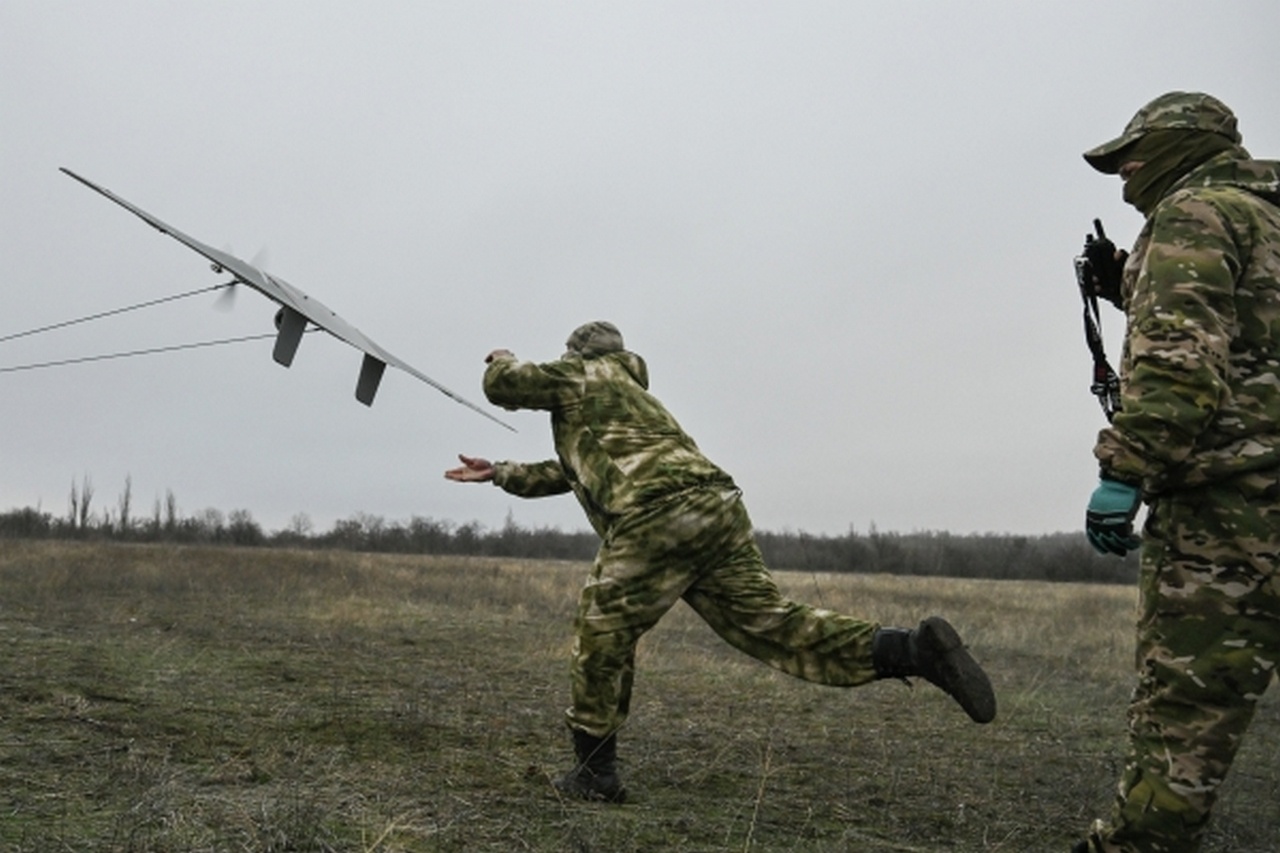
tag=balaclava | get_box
[1120,129,1242,215]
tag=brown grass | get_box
[0,540,1275,851]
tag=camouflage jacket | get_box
[1096,153,1280,493]
[483,350,736,536]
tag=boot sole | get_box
[919,616,997,724]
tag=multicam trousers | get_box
[1089,472,1280,853]
[566,487,879,736]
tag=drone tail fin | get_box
[272,307,307,367]
[356,354,386,406]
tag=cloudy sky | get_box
[3,1,1278,538]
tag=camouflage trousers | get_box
[566,487,879,736]
[1089,472,1280,853]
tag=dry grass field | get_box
[1,540,1276,852]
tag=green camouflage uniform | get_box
[484,325,879,737]
[1082,93,1280,853]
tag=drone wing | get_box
[60,168,512,430]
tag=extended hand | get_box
[1085,478,1142,556]
[445,454,496,483]
[485,349,514,364]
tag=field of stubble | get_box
[1,540,1276,852]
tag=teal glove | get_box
[1086,478,1142,556]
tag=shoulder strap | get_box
[1074,254,1122,422]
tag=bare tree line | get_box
[0,475,1137,583]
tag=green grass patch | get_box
[0,541,1275,851]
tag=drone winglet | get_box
[273,306,307,367]
[356,354,388,406]
[60,168,513,431]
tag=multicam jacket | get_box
[1096,152,1280,493]
[483,350,736,537]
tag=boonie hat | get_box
[1083,91,1241,174]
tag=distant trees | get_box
[0,507,53,539]
[3,476,267,546]
[0,475,1137,584]
[309,511,598,561]
[67,474,94,532]
[755,527,1135,584]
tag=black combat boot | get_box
[554,729,627,803]
[1070,842,1090,853]
[872,616,996,724]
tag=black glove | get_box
[1082,221,1127,310]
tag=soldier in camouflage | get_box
[446,320,996,803]
[1074,92,1280,853]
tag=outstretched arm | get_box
[446,455,573,498]
[444,454,495,483]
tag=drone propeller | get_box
[212,246,270,312]
[213,279,239,311]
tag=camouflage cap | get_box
[1083,91,1241,174]
[565,321,625,357]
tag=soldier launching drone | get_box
[446,320,995,803]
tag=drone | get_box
[59,168,512,430]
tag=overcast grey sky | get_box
[3,1,1278,538]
